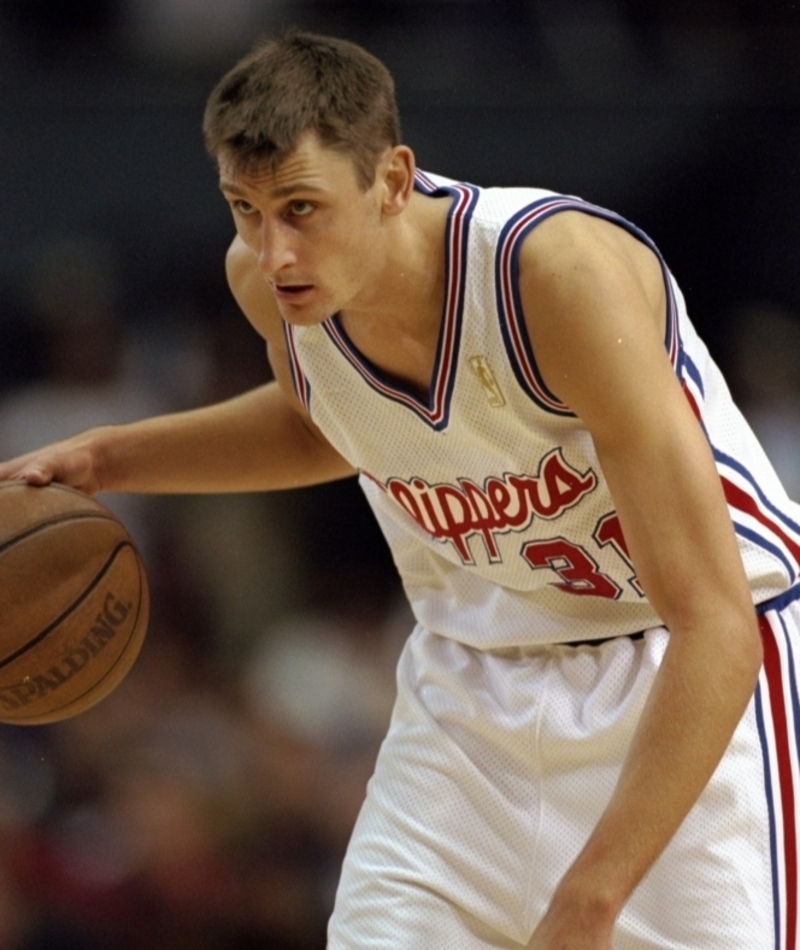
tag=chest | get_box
[337,315,439,400]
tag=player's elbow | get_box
[719,607,764,694]
[668,598,764,698]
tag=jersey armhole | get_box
[494,196,681,416]
[281,322,312,412]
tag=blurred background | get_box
[0,1,799,947]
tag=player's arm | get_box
[519,213,763,949]
[0,238,356,495]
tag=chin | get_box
[279,305,334,327]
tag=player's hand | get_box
[0,430,104,495]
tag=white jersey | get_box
[283,171,800,648]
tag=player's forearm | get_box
[1,383,356,496]
[550,611,762,925]
[97,384,355,494]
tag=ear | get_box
[380,145,415,216]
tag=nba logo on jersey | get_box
[469,355,505,408]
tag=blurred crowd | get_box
[0,234,408,949]
[1,1,800,948]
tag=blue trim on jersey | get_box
[321,176,479,430]
[679,369,800,585]
[735,524,796,582]
[759,583,800,616]
[438,184,479,427]
[777,606,800,950]
[494,195,680,417]
[675,342,685,384]
[682,351,705,397]
[282,321,311,410]
[755,682,783,950]
[716,450,800,538]
[322,315,458,430]
[779,609,800,768]
[495,199,575,416]
[679,351,713,444]
[413,169,445,194]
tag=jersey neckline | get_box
[321,171,479,431]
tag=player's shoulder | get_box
[523,207,620,258]
[520,204,655,295]
[419,172,657,286]
[225,236,283,344]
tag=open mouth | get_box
[272,282,313,297]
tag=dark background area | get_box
[0,3,799,948]
[1,2,800,354]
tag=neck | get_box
[336,190,452,397]
[342,190,451,342]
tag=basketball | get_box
[0,481,149,725]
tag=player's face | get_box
[218,133,391,326]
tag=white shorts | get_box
[328,586,800,949]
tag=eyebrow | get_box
[218,179,326,199]
[218,179,248,197]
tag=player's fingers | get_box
[16,466,54,486]
[0,438,99,494]
[0,452,51,485]
[0,461,34,484]
[0,454,77,490]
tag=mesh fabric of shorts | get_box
[328,587,800,949]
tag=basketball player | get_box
[2,33,800,949]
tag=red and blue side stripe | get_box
[757,585,800,949]
[681,352,800,586]
[682,345,800,948]
[685,354,800,945]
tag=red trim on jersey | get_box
[724,479,800,566]
[497,197,681,416]
[282,322,310,411]
[665,270,680,368]
[682,382,702,420]
[359,469,387,492]
[322,182,475,428]
[683,378,800,576]
[498,199,575,413]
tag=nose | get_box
[257,218,297,277]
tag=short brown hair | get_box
[203,32,401,189]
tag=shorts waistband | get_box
[485,630,646,658]
[757,582,800,616]
[562,630,646,648]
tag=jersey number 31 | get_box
[521,513,644,600]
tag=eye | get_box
[232,199,258,217]
[288,200,314,217]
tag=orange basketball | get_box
[0,481,149,725]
